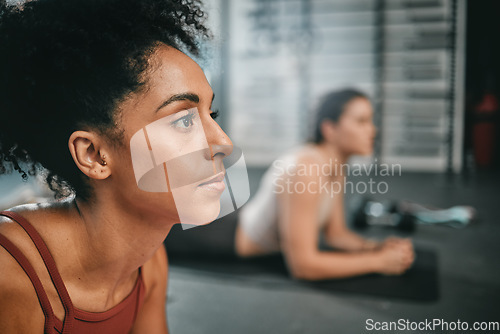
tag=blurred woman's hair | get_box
[311,88,368,143]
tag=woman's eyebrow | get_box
[156,92,200,112]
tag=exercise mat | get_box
[168,248,439,302]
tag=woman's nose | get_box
[203,119,233,161]
[211,144,233,163]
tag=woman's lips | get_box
[197,172,226,193]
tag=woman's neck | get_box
[71,194,173,294]
[315,141,350,167]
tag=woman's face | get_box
[107,45,232,225]
[332,97,376,156]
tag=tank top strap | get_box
[0,211,75,334]
[0,233,57,333]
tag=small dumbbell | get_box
[353,199,416,232]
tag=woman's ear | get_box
[68,131,111,180]
[320,120,337,143]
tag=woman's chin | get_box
[353,148,373,156]
[363,145,375,156]
[177,202,221,228]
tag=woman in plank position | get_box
[235,89,414,280]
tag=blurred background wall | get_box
[204,0,499,177]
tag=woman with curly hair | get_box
[0,0,229,332]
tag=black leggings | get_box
[165,210,239,259]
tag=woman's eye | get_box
[210,109,220,120]
[172,113,196,129]
[181,117,193,128]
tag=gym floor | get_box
[166,169,500,334]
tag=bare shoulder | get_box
[278,147,326,195]
[0,233,45,333]
[129,245,168,333]
[0,206,61,333]
[295,144,330,166]
[141,244,168,293]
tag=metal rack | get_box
[224,0,466,172]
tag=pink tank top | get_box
[0,211,146,334]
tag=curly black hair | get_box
[0,0,210,200]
